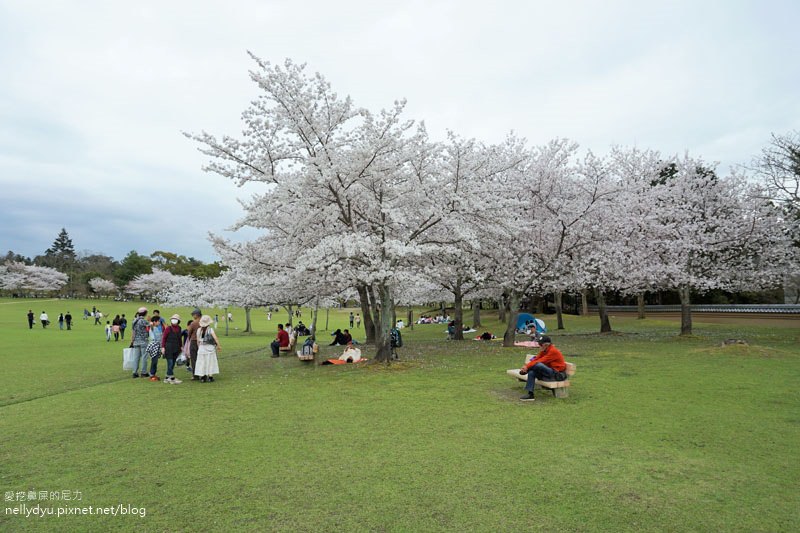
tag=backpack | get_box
[301,338,314,356]
[390,328,402,348]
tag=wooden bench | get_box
[297,341,319,362]
[506,362,576,398]
[279,334,297,354]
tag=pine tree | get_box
[37,228,76,283]
[46,228,76,260]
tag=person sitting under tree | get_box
[329,329,347,346]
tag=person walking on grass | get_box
[27,310,34,329]
[129,307,150,378]
[119,314,127,339]
[40,311,49,328]
[518,336,567,402]
[194,315,221,382]
[349,312,354,328]
[105,321,112,341]
[160,314,184,384]
[65,311,72,330]
[112,315,121,341]
[58,313,64,330]
[355,313,361,328]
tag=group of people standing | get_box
[128,307,221,384]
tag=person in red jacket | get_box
[271,324,290,358]
[519,336,566,401]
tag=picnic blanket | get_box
[514,340,540,348]
[322,358,369,365]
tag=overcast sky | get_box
[1,0,798,262]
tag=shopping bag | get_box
[123,348,136,371]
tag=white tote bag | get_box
[122,348,136,371]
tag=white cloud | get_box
[1,0,798,259]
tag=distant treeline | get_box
[3,228,222,297]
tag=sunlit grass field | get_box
[1,297,798,532]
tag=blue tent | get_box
[516,313,535,330]
[516,313,546,333]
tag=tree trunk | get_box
[357,284,376,344]
[679,285,693,336]
[453,280,464,340]
[368,284,380,344]
[595,288,612,333]
[310,299,320,338]
[498,296,506,323]
[244,306,252,333]
[472,299,482,328]
[554,291,564,330]
[637,293,646,320]
[375,283,395,363]
[325,307,329,331]
[224,306,229,336]
[285,305,293,326]
[502,293,521,347]
[407,307,413,331]
[580,289,589,316]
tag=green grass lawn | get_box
[1,298,798,532]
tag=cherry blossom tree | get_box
[568,147,665,332]
[159,275,215,309]
[0,261,68,294]
[0,264,26,293]
[482,139,617,346]
[421,134,525,339]
[125,269,181,300]
[638,155,796,335]
[188,56,460,362]
[88,277,118,298]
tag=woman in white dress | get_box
[194,315,221,382]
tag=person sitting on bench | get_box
[518,336,566,402]
[270,324,290,358]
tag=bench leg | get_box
[553,387,569,398]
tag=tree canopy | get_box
[185,55,798,350]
